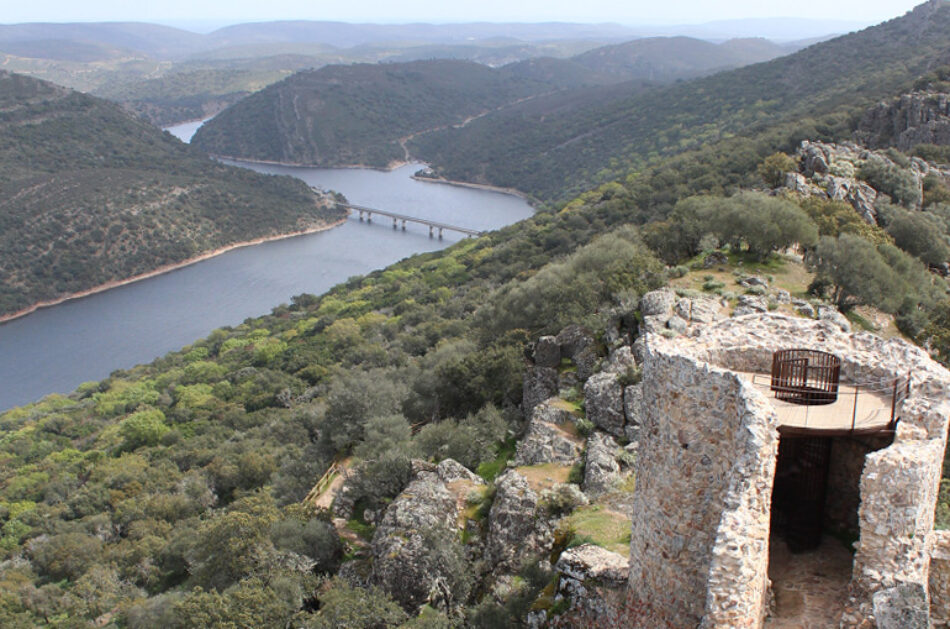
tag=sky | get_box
[0,0,928,28]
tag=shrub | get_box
[119,408,170,450]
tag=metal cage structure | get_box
[771,349,841,406]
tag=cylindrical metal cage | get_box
[771,349,841,406]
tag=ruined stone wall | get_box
[628,349,778,627]
[824,436,892,537]
[931,530,950,627]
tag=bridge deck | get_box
[341,203,484,237]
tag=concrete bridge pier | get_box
[429,225,434,238]
[401,220,407,231]
[438,228,443,240]
[392,217,398,229]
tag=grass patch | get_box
[845,309,878,332]
[564,505,631,556]
[515,463,573,493]
[550,398,582,415]
[477,437,516,483]
[345,519,375,541]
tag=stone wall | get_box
[824,436,893,537]
[931,530,950,627]
[627,315,950,627]
[627,349,778,627]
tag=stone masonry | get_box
[626,313,950,628]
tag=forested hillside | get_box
[190,36,796,169]
[410,0,950,202]
[2,3,950,627]
[0,72,346,318]
[190,60,560,168]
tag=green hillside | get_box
[0,71,346,318]
[190,59,559,168]
[410,0,950,202]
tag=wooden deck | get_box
[739,372,895,435]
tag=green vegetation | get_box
[0,71,345,317]
[410,2,950,203]
[2,4,950,625]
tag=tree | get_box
[758,152,798,188]
[119,408,170,450]
[808,234,915,312]
[885,208,950,266]
[715,192,818,259]
[303,578,407,629]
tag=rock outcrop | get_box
[371,472,460,610]
[514,409,583,466]
[857,91,950,151]
[583,432,621,496]
[487,471,554,573]
[584,372,625,438]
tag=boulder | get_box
[734,295,769,316]
[534,336,561,369]
[371,473,459,610]
[584,432,621,496]
[514,411,583,466]
[666,315,688,335]
[792,299,815,318]
[604,345,637,374]
[738,275,769,289]
[818,305,852,333]
[437,459,483,484]
[639,289,676,317]
[773,289,791,304]
[584,372,625,438]
[532,398,575,426]
[487,471,553,572]
[522,365,558,418]
[556,325,595,361]
[540,483,589,514]
[573,345,600,381]
[802,142,830,176]
[623,383,644,431]
[703,251,729,268]
[556,543,629,589]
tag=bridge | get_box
[335,199,484,239]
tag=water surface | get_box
[0,122,533,410]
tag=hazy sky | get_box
[0,0,927,27]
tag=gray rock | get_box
[584,432,621,496]
[666,315,688,335]
[556,543,628,588]
[818,305,851,333]
[573,346,600,381]
[522,366,558,418]
[872,583,929,629]
[371,474,458,610]
[687,298,722,324]
[487,471,554,573]
[734,295,769,317]
[702,251,729,268]
[623,383,644,429]
[556,325,595,361]
[792,299,816,318]
[631,336,647,365]
[605,346,636,373]
[534,336,561,369]
[639,289,676,317]
[738,275,769,288]
[533,398,575,426]
[641,314,669,334]
[540,483,589,513]
[514,412,583,466]
[802,142,831,176]
[584,372,625,438]
[437,459,483,484]
[773,289,791,304]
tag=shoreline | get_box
[215,155,536,203]
[410,175,535,204]
[214,154,411,173]
[0,218,347,326]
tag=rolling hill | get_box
[0,71,345,318]
[408,0,950,202]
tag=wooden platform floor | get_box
[738,372,893,433]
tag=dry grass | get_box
[514,463,572,493]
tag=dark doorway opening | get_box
[771,436,832,552]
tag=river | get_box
[0,121,533,411]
